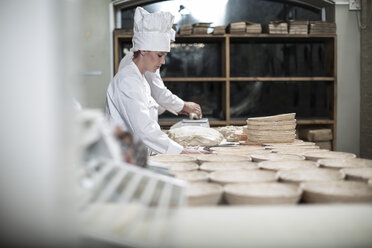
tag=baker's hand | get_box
[181,147,211,154]
[179,101,202,118]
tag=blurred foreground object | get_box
[76,109,187,247]
[115,127,148,168]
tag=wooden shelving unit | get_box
[114,31,337,149]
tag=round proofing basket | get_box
[340,167,372,183]
[264,142,316,148]
[186,182,223,206]
[251,153,305,162]
[318,158,372,169]
[267,146,320,151]
[148,154,196,163]
[168,162,199,174]
[210,145,265,152]
[277,168,345,184]
[196,154,250,164]
[216,150,273,158]
[209,169,277,185]
[272,149,328,156]
[200,161,258,172]
[224,182,302,205]
[173,170,209,183]
[263,139,305,146]
[303,151,356,161]
[300,181,372,203]
[258,160,318,171]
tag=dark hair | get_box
[133,50,141,59]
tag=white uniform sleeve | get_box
[145,70,184,115]
[114,74,183,154]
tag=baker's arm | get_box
[146,70,184,115]
[179,101,202,118]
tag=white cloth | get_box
[106,61,183,154]
[132,7,174,52]
[118,56,184,115]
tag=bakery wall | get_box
[77,0,112,109]
[360,0,372,159]
[334,0,360,156]
[78,0,362,156]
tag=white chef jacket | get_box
[118,55,185,115]
[106,61,184,154]
[145,70,184,115]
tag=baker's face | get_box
[144,51,167,73]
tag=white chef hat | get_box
[132,7,175,52]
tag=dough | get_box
[168,126,224,146]
[216,125,244,142]
[189,112,202,120]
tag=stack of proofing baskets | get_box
[243,113,297,144]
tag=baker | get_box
[106,7,208,155]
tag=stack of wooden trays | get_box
[243,113,297,144]
[258,160,318,171]
[213,25,227,35]
[227,21,262,34]
[288,20,308,34]
[277,168,345,184]
[245,22,262,34]
[179,25,192,35]
[186,182,223,206]
[227,21,247,33]
[192,22,211,34]
[298,128,333,150]
[224,183,302,205]
[309,21,336,34]
[200,161,258,172]
[301,181,372,203]
[265,21,288,34]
